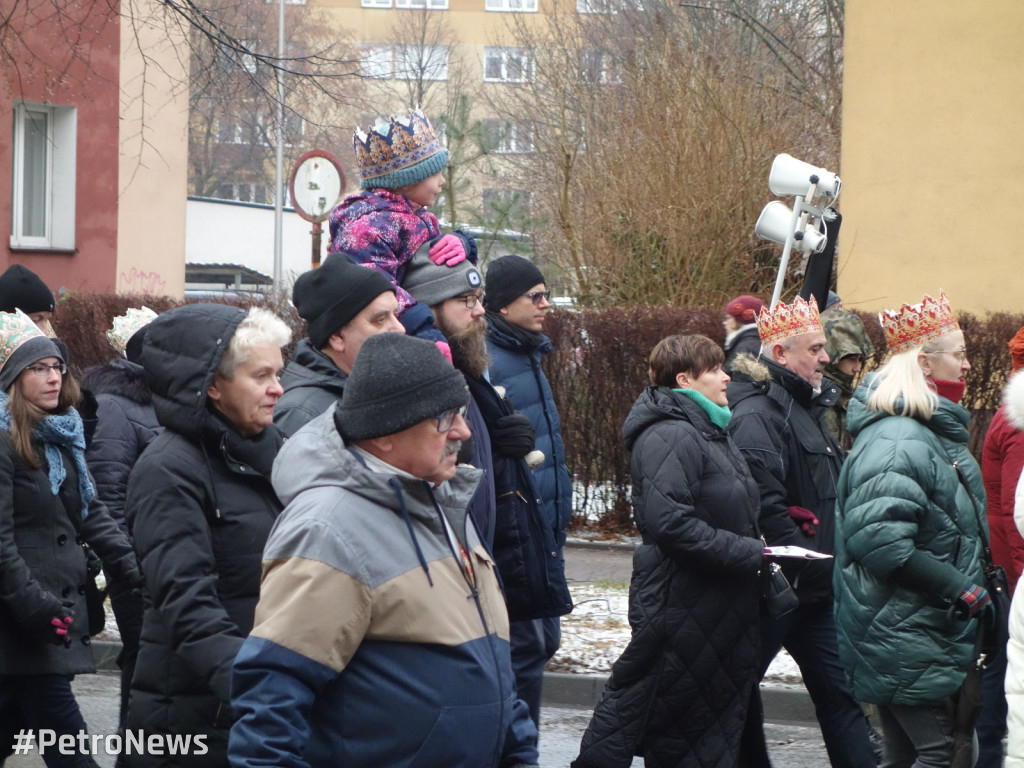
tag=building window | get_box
[483,188,532,216]
[580,49,620,84]
[216,183,269,204]
[361,45,393,78]
[362,0,391,7]
[396,0,448,8]
[394,44,449,81]
[483,119,535,154]
[10,101,76,250]
[486,0,538,12]
[483,47,534,82]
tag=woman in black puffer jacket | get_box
[123,304,290,768]
[573,334,765,768]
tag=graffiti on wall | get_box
[119,268,167,295]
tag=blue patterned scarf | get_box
[0,392,95,519]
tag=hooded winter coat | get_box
[485,314,572,545]
[723,325,761,373]
[982,369,1024,591]
[821,306,875,451]
[273,338,347,438]
[82,357,161,529]
[124,304,284,767]
[229,408,539,768]
[573,388,764,768]
[726,354,843,604]
[834,377,985,706]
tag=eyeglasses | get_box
[931,346,968,363]
[521,290,551,306]
[435,404,468,433]
[25,362,67,377]
[455,293,484,309]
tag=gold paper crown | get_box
[756,296,823,347]
[0,309,49,371]
[878,290,960,354]
[352,108,445,185]
[106,307,158,357]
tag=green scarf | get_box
[673,388,731,429]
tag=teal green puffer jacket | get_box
[834,377,986,706]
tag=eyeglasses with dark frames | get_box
[521,290,551,306]
[455,293,484,309]
[25,362,67,377]
[435,404,469,433]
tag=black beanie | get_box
[335,333,468,441]
[483,255,545,311]
[293,256,396,349]
[0,265,55,314]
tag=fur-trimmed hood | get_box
[728,352,772,382]
[1004,369,1024,431]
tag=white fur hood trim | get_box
[1004,369,1024,431]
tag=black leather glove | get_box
[490,413,535,458]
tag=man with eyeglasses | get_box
[483,254,572,729]
[230,332,540,768]
[274,257,403,437]
[403,246,572,632]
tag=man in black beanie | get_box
[274,257,403,436]
[230,333,541,768]
[484,254,571,729]
[0,264,57,334]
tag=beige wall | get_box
[839,0,1024,315]
[117,0,189,298]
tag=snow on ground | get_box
[550,581,803,686]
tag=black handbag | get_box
[761,560,799,619]
[951,460,1010,664]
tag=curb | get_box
[95,640,815,725]
[564,539,637,552]
[541,672,816,725]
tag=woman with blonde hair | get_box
[0,310,140,768]
[834,292,987,768]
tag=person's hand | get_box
[491,412,535,458]
[434,340,453,364]
[428,235,467,267]
[49,604,75,647]
[952,581,992,620]
[787,505,819,536]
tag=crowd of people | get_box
[2,105,1024,768]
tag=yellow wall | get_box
[117,0,189,298]
[839,0,1024,315]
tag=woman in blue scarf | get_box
[0,309,140,768]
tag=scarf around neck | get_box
[487,311,546,350]
[0,392,94,519]
[673,387,732,429]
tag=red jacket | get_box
[982,370,1024,593]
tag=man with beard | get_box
[727,296,875,768]
[403,249,572,725]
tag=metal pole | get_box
[769,194,803,309]
[272,0,285,292]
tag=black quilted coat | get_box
[574,387,764,768]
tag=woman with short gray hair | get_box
[123,304,291,768]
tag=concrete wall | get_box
[839,0,1024,315]
[117,0,190,298]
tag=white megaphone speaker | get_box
[754,201,827,254]
[768,153,841,200]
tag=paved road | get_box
[7,673,828,768]
[564,541,634,584]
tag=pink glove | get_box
[428,235,467,267]
[51,615,74,647]
[787,505,819,536]
[434,340,453,364]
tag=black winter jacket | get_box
[124,304,284,768]
[574,388,763,768]
[82,358,161,531]
[273,338,347,437]
[1,431,140,676]
[723,325,761,373]
[726,354,843,604]
[464,374,572,621]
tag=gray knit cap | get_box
[402,244,482,308]
[335,333,468,440]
